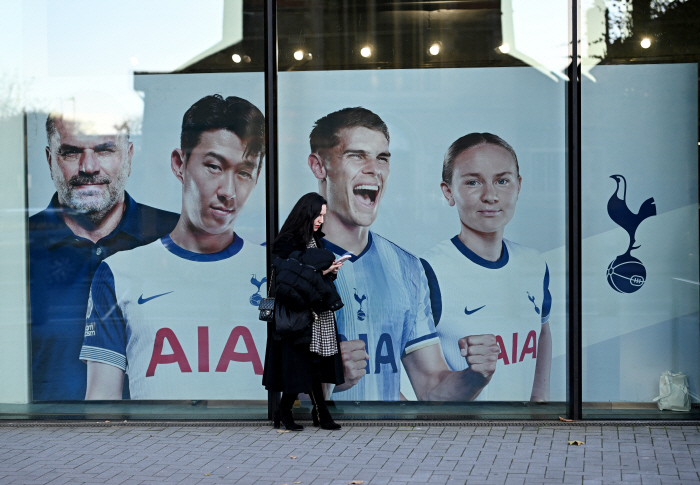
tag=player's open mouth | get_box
[353,184,380,207]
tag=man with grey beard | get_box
[29,108,179,401]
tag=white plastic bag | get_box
[653,371,691,412]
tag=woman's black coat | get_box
[274,249,343,314]
[262,231,345,394]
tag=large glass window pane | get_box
[1,0,268,419]
[276,0,569,419]
[581,0,700,418]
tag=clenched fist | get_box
[458,334,500,381]
[335,339,370,391]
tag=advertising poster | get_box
[581,63,699,403]
[278,67,568,402]
[27,73,268,401]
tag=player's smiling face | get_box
[442,144,521,237]
[174,129,259,237]
[323,126,390,227]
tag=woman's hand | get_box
[322,262,342,275]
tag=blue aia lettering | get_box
[339,333,398,374]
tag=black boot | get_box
[276,408,303,431]
[311,388,341,430]
[274,393,303,431]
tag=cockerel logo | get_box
[354,288,367,321]
[527,292,540,314]
[249,274,267,306]
[606,175,656,293]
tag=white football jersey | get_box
[420,236,551,401]
[80,234,267,400]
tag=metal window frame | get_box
[567,0,582,420]
[264,0,280,421]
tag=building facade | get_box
[0,0,698,421]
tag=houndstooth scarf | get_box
[307,238,339,357]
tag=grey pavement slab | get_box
[0,425,699,485]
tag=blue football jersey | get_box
[325,232,439,401]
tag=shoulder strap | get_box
[267,269,275,297]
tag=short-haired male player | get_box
[29,97,179,401]
[307,108,502,401]
[421,133,552,401]
[80,95,267,400]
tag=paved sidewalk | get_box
[1,423,699,485]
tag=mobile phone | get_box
[334,254,352,264]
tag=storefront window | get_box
[581,0,700,418]
[1,0,268,419]
[276,0,568,419]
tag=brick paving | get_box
[0,424,699,485]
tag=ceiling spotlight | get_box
[429,44,440,56]
[360,46,372,58]
[293,50,304,61]
[640,38,651,49]
[130,57,139,66]
[232,54,242,63]
[498,43,510,54]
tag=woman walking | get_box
[262,192,345,431]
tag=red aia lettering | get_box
[495,335,509,365]
[519,330,537,362]
[495,331,537,365]
[198,326,209,372]
[146,328,192,377]
[215,326,264,375]
[147,326,263,377]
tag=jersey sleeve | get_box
[79,262,128,370]
[420,258,442,326]
[541,263,552,324]
[402,260,440,356]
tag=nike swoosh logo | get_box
[138,292,174,304]
[464,305,485,315]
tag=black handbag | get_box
[258,270,275,322]
[274,299,314,336]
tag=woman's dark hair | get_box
[275,192,327,248]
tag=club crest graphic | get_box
[249,274,267,306]
[354,288,367,321]
[606,175,656,294]
[527,292,540,314]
